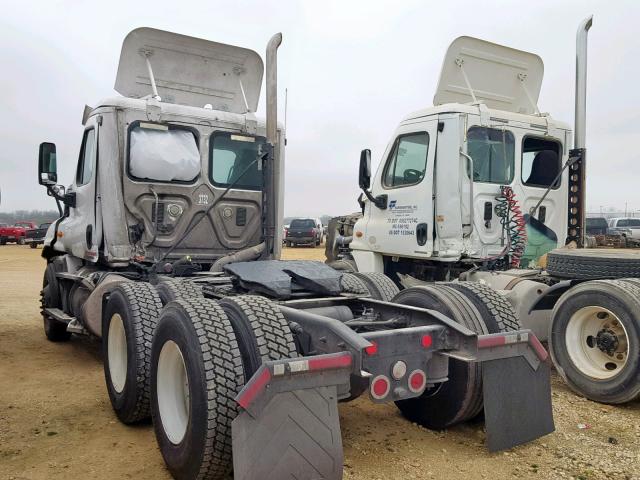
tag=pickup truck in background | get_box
[25,222,52,248]
[608,217,640,246]
[284,217,324,247]
[0,221,37,245]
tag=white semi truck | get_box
[328,16,640,406]
[36,27,554,480]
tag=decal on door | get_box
[387,200,419,236]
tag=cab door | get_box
[362,120,437,258]
[58,119,100,261]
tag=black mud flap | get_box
[232,353,352,480]
[478,332,555,452]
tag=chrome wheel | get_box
[107,313,128,393]
[565,306,629,380]
[157,340,190,445]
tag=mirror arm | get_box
[361,187,387,210]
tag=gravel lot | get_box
[1,244,639,479]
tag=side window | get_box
[382,132,429,188]
[618,219,629,227]
[467,127,514,184]
[210,132,266,190]
[522,137,562,188]
[76,129,96,186]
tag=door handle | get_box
[416,223,428,246]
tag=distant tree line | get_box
[0,210,60,226]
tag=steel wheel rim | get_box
[157,340,190,445]
[565,306,629,380]
[107,313,128,393]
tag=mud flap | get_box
[478,331,555,451]
[232,352,352,480]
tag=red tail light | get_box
[421,334,432,348]
[408,369,426,393]
[365,341,378,356]
[370,375,390,400]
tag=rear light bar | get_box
[237,352,353,410]
[365,341,378,356]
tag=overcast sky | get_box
[1,0,639,217]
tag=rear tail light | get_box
[408,369,426,394]
[421,334,432,348]
[370,375,390,400]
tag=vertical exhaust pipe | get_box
[262,33,282,258]
[266,33,282,146]
[574,16,593,149]
[566,16,593,248]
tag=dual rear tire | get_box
[102,282,297,480]
[392,282,519,429]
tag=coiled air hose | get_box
[495,186,528,268]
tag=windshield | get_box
[209,133,265,190]
[128,124,200,182]
[290,219,315,229]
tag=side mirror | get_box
[38,142,58,186]
[359,149,372,190]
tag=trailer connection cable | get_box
[495,186,527,268]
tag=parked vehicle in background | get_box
[25,222,52,248]
[585,217,609,236]
[0,221,36,245]
[608,218,640,245]
[285,217,323,246]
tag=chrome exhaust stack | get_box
[574,16,593,149]
[262,33,282,258]
[266,33,282,147]
[566,16,593,248]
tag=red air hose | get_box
[495,186,528,268]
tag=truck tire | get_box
[30,242,37,249]
[41,262,71,342]
[547,248,640,280]
[219,295,297,380]
[103,282,162,424]
[392,284,508,429]
[151,298,243,480]
[351,272,400,302]
[549,279,640,404]
[155,278,203,305]
[17,237,25,245]
[447,282,520,333]
[0,237,6,245]
[340,273,369,295]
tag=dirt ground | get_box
[1,244,640,480]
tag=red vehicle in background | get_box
[0,221,37,245]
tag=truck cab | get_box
[349,36,572,280]
[39,28,284,269]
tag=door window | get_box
[382,132,429,188]
[76,129,96,186]
[522,137,562,188]
[467,127,514,184]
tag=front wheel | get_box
[549,279,640,404]
[30,242,38,249]
[17,237,25,245]
[151,298,243,480]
